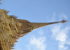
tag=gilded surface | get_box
[0,9,67,50]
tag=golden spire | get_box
[31,20,67,29]
[0,9,67,50]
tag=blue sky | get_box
[0,0,70,50]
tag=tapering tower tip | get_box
[31,20,67,29]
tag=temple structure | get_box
[0,9,67,50]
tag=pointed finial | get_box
[60,20,67,23]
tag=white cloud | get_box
[51,25,70,50]
[29,36,46,50]
[29,30,46,50]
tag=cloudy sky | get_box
[0,0,70,50]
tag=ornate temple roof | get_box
[0,9,67,50]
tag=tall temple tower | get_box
[0,9,67,50]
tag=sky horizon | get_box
[0,0,70,50]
